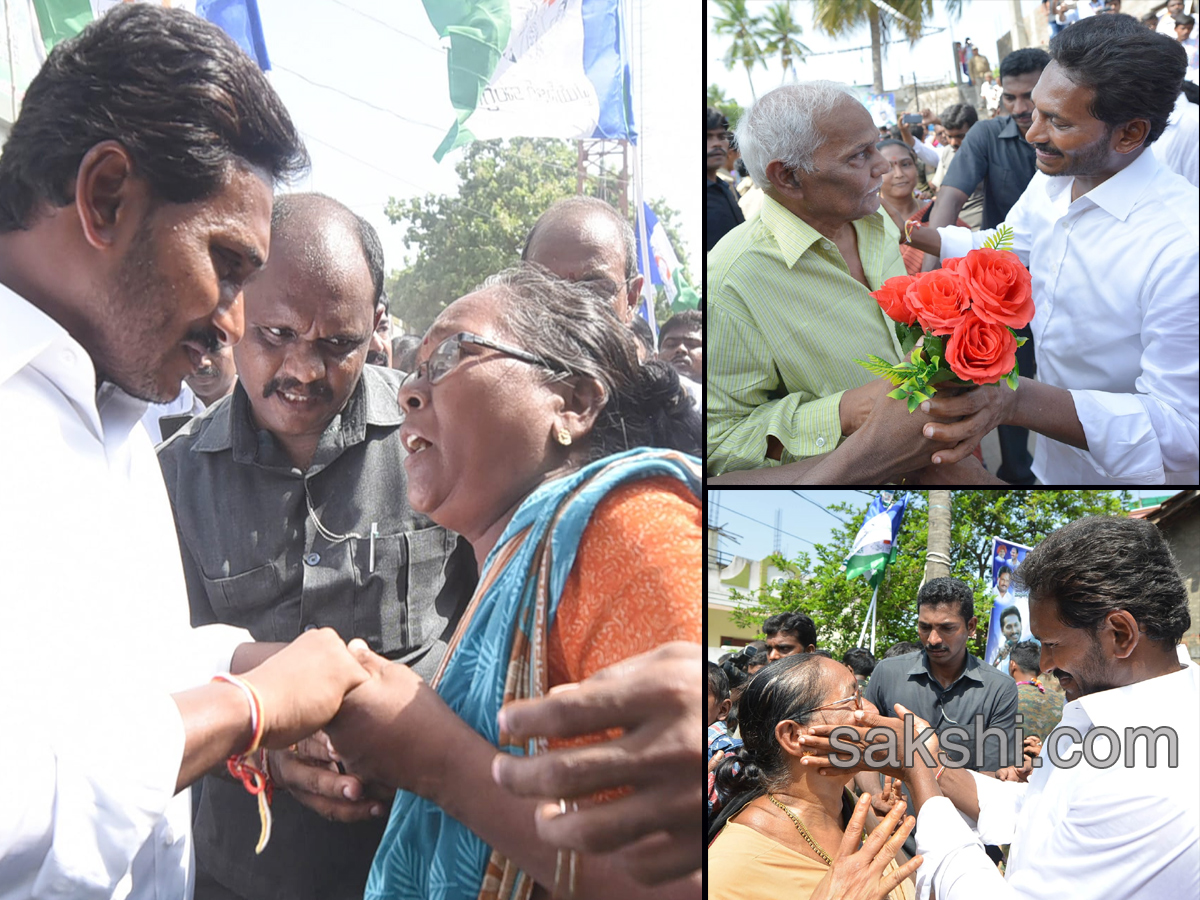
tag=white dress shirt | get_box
[914,663,1200,900]
[1152,91,1199,188]
[938,148,1199,484]
[140,382,206,444]
[911,135,940,170]
[0,283,252,900]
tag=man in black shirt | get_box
[706,106,744,251]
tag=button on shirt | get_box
[156,365,478,900]
[0,283,252,900]
[941,115,1038,229]
[914,663,1200,900]
[707,195,908,475]
[938,148,1199,484]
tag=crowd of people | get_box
[0,5,704,899]
[706,515,1199,900]
[706,10,1198,486]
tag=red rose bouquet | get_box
[854,225,1032,411]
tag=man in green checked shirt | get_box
[706,83,1002,485]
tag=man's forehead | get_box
[1030,61,1091,118]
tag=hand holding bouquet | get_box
[856,226,1032,411]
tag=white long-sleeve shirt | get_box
[1151,91,1199,188]
[915,663,1200,900]
[937,147,1199,484]
[0,283,251,899]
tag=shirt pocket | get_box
[351,525,453,657]
[200,562,281,620]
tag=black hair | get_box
[707,660,731,703]
[707,105,730,132]
[391,333,423,373]
[270,193,383,310]
[1049,13,1186,146]
[1183,80,1200,105]
[0,3,307,232]
[941,103,979,132]
[1015,515,1190,647]
[483,265,700,460]
[809,648,833,659]
[1173,12,1195,28]
[917,577,976,625]
[883,641,922,658]
[910,123,926,143]
[521,196,638,283]
[658,310,702,348]
[710,655,856,839]
[762,611,818,648]
[734,157,749,177]
[1141,11,1161,26]
[999,605,1022,625]
[629,315,656,357]
[875,138,918,167]
[997,564,1014,579]
[843,647,877,677]
[1010,640,1042,675]
[999,47,1051,84]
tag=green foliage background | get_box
[728,490,1130,659]
[382,138,691,333]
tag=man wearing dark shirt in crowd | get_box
[762,610,818,660]
[921,48,1052,485]
[158,193,477,900]
[706,106,744,251]
[1007,639,1064,742]
[863,577,1018,853]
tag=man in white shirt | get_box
[0,7,370,899]
[1152,89,1200,185]
[797,514,1199,900]
[903,15,1198,484]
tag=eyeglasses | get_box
[399,331,562,390]
[575,274,638,301]
[783,684,863,722]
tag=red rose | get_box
[949,248,1034,329]
[904,269,971,336]
[870,274,918,326]
[945,310,1018,384]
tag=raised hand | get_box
[809,794,924,900]
[267,731,389,822]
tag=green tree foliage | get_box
[712,0,767,101]
[728,491,1130,659]
[760,1,812,84]
[707,84,744,133]
[382,137,690,333]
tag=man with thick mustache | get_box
[904,15,1199,484]
[795,514,1199,900]
[157,192,477,900]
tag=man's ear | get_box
[552,374,606,445]
[1114,118,1151,154]
[74,140,145,251]
[764,159,805,201]
[717,697,732,722]
[625,275,644,319]
[1008,660,1019,679]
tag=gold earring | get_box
[556,427,572,446]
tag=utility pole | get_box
[925,491,953,583]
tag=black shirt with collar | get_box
[157,364,478,900]
[865,648,1019,774]
[706,174,745,251]
[941,114,1038,229]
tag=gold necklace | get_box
[766,793,833,866]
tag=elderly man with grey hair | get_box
[706,82,986,485]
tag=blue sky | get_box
[710,489,1184,563]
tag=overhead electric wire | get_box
[719,506,816,547]
[328,0,446,54]
[790,491,849,524]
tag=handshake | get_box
[222,632,702,887]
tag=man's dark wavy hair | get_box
[999,47,1051,83]
[1015,516,1190,647]
[762,611,817,648]
[1049,13,1186,146]
[0,3,308,232]
[918,577,976,625]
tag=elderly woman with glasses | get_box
[709,654,921,900]
[320,264,702,900]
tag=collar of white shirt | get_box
[1039,142,1160,222]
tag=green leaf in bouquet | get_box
[1014,336,1028,347]
[927,367,959,384]
[906,393,922,413]
[887,386,909,401]
[982,223,1015,251]
[1005,358,1020,391]
[854,355,910,385]
[911,390,932,403]
[899,325,921,357]
[923,336,944,361]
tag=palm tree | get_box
[761,2,812,84]
[712,0,767,101]
[812,0,962,95]
[925,490,952,583]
